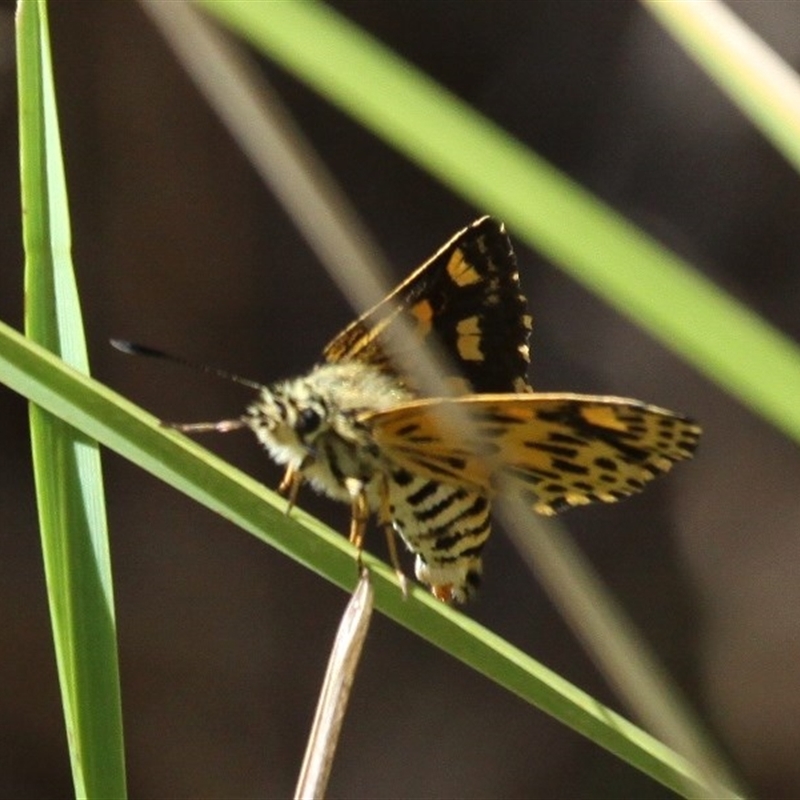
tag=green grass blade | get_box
[0,322,737,799]
[16,1,126,796]
[198,0,800,446]
[644,0,800,173]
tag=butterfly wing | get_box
[322,217,532,394]
[362,394,701,515]
[317,219,699,602]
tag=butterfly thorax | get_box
[244,362,415,503]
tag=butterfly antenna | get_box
[110,339,264,391]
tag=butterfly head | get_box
[243,380,330,469]
[241,363,414,499]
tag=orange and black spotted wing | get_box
[362,394,702,515]
[322,217,533,394]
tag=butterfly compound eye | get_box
[295,407,322,436]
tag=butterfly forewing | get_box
[363,395,701,516]
[322,216,533,394]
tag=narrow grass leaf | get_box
[644,0,800,173]
[16,1,126,796]
[295,569,374,800]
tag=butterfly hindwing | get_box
[322,216,532,394]
[362,394,701,516]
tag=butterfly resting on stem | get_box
[113,217,701,603]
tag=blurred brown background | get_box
[2,1,800,797]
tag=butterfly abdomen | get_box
[389,469,491,603]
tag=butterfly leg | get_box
[378,477,409,598]
[278,465,303,514]
[344,478,369,572]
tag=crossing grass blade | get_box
[199,0,800,447]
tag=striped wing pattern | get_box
[363,395,701,516]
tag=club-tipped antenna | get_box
[110,339,265,391]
